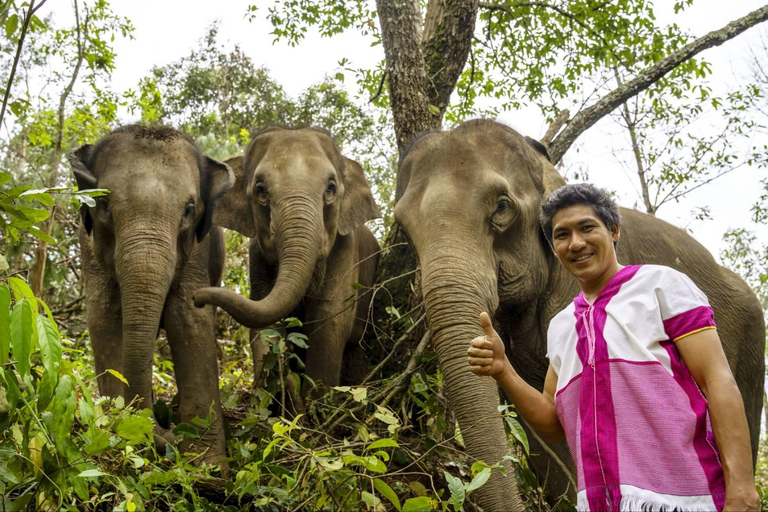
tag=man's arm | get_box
[467,312,565,443]
[676,328,759,511]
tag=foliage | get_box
[143,23,398,238]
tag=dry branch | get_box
[549,4,768,164]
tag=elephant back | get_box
[617,207,765,460]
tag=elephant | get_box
[193,126,381,391]
[393,119,765,510]
[70,124,234,470]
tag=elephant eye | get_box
[325,180,337,202]
[255,181,269,206]
[184,202,195,217]
[96,197,110,212]
[491,196,515,232]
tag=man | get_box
[467,183,759,511]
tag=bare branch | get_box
[540,109,570,147]
[0,0,38,129]
[550,4,768,163]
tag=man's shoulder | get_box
[631,264,697,288]
[549,301,577,330]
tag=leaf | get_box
[466,468,491,494]
[361,491,381,509]
[0,284,10,365]
[366,438,399,451]
[36,314,61,411]
[106,369,128,385]
[260,329,282,342]
[10,299,32,377]
[284,317,302,327]
[402,497,434,512]
[0,253,8,272]
[116,415,154,445]
[4,14,17,38]
[26,226,55,244]
[172,422,199,439]
[363,455,387,473]
[77,469,106,478]
[373,478,401,511]
[52,375,76,444]
[505,416,529,455]
[444,471,466,511]
[286,331,309,349]
[6,277,33,300]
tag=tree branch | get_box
[0,0,37,129]
[540,108,569,148]
[549,4,768,164]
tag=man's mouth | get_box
[571,253,593,263]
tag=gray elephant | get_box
[393,119,765,510]
[194,126,381,390]
[71,125,234,470]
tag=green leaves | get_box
[0,283,10,365]
[10,298,32,378]
[115,414,154,446]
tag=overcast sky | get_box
[46,0,768,258]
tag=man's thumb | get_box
[479,312,496,338]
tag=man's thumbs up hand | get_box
[468,312,508,379]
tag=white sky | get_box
[44,0,768,260]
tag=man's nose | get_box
[569,233,586,251]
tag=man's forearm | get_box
[705,377,757,506]
[495,361,564,443]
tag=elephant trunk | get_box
[195,196,321,328]
[115,229,175,409]
[421,242,524,512]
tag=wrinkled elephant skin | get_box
[71,125,234,472]
[194,127,381,389]
[394,119,765,510]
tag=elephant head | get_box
[394,119,567,510]
[193,126,380,327]
[70,125,234,409]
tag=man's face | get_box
[551,204,620,286]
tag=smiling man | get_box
[467,183,759,511]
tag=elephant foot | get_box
[153,424,179,453]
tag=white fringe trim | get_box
[576,485,720,511]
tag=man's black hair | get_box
[539,183,621,247]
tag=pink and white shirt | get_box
[547,265,725,512]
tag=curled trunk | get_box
[195,197,321,328]
[421,245,524,511]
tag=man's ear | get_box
[197,156,235,242]
[338,157,380,236]
[211,155,257,238]
[68,145,97,235]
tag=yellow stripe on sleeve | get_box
[673,326,716,342]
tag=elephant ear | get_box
[211,155,257,238]
[197,156,236,242]
[524,136,566,197]
[68,144,98,235]
[339,156,380,236]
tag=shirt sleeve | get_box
[655,267,716,342]
[546,315,564,376]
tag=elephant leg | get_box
[249,245,277,386]
[303,297,355,388]
[81,238,126,399]
[164,281,227,474]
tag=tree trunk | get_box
[376,0,438,155]
[30,0,84,297]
